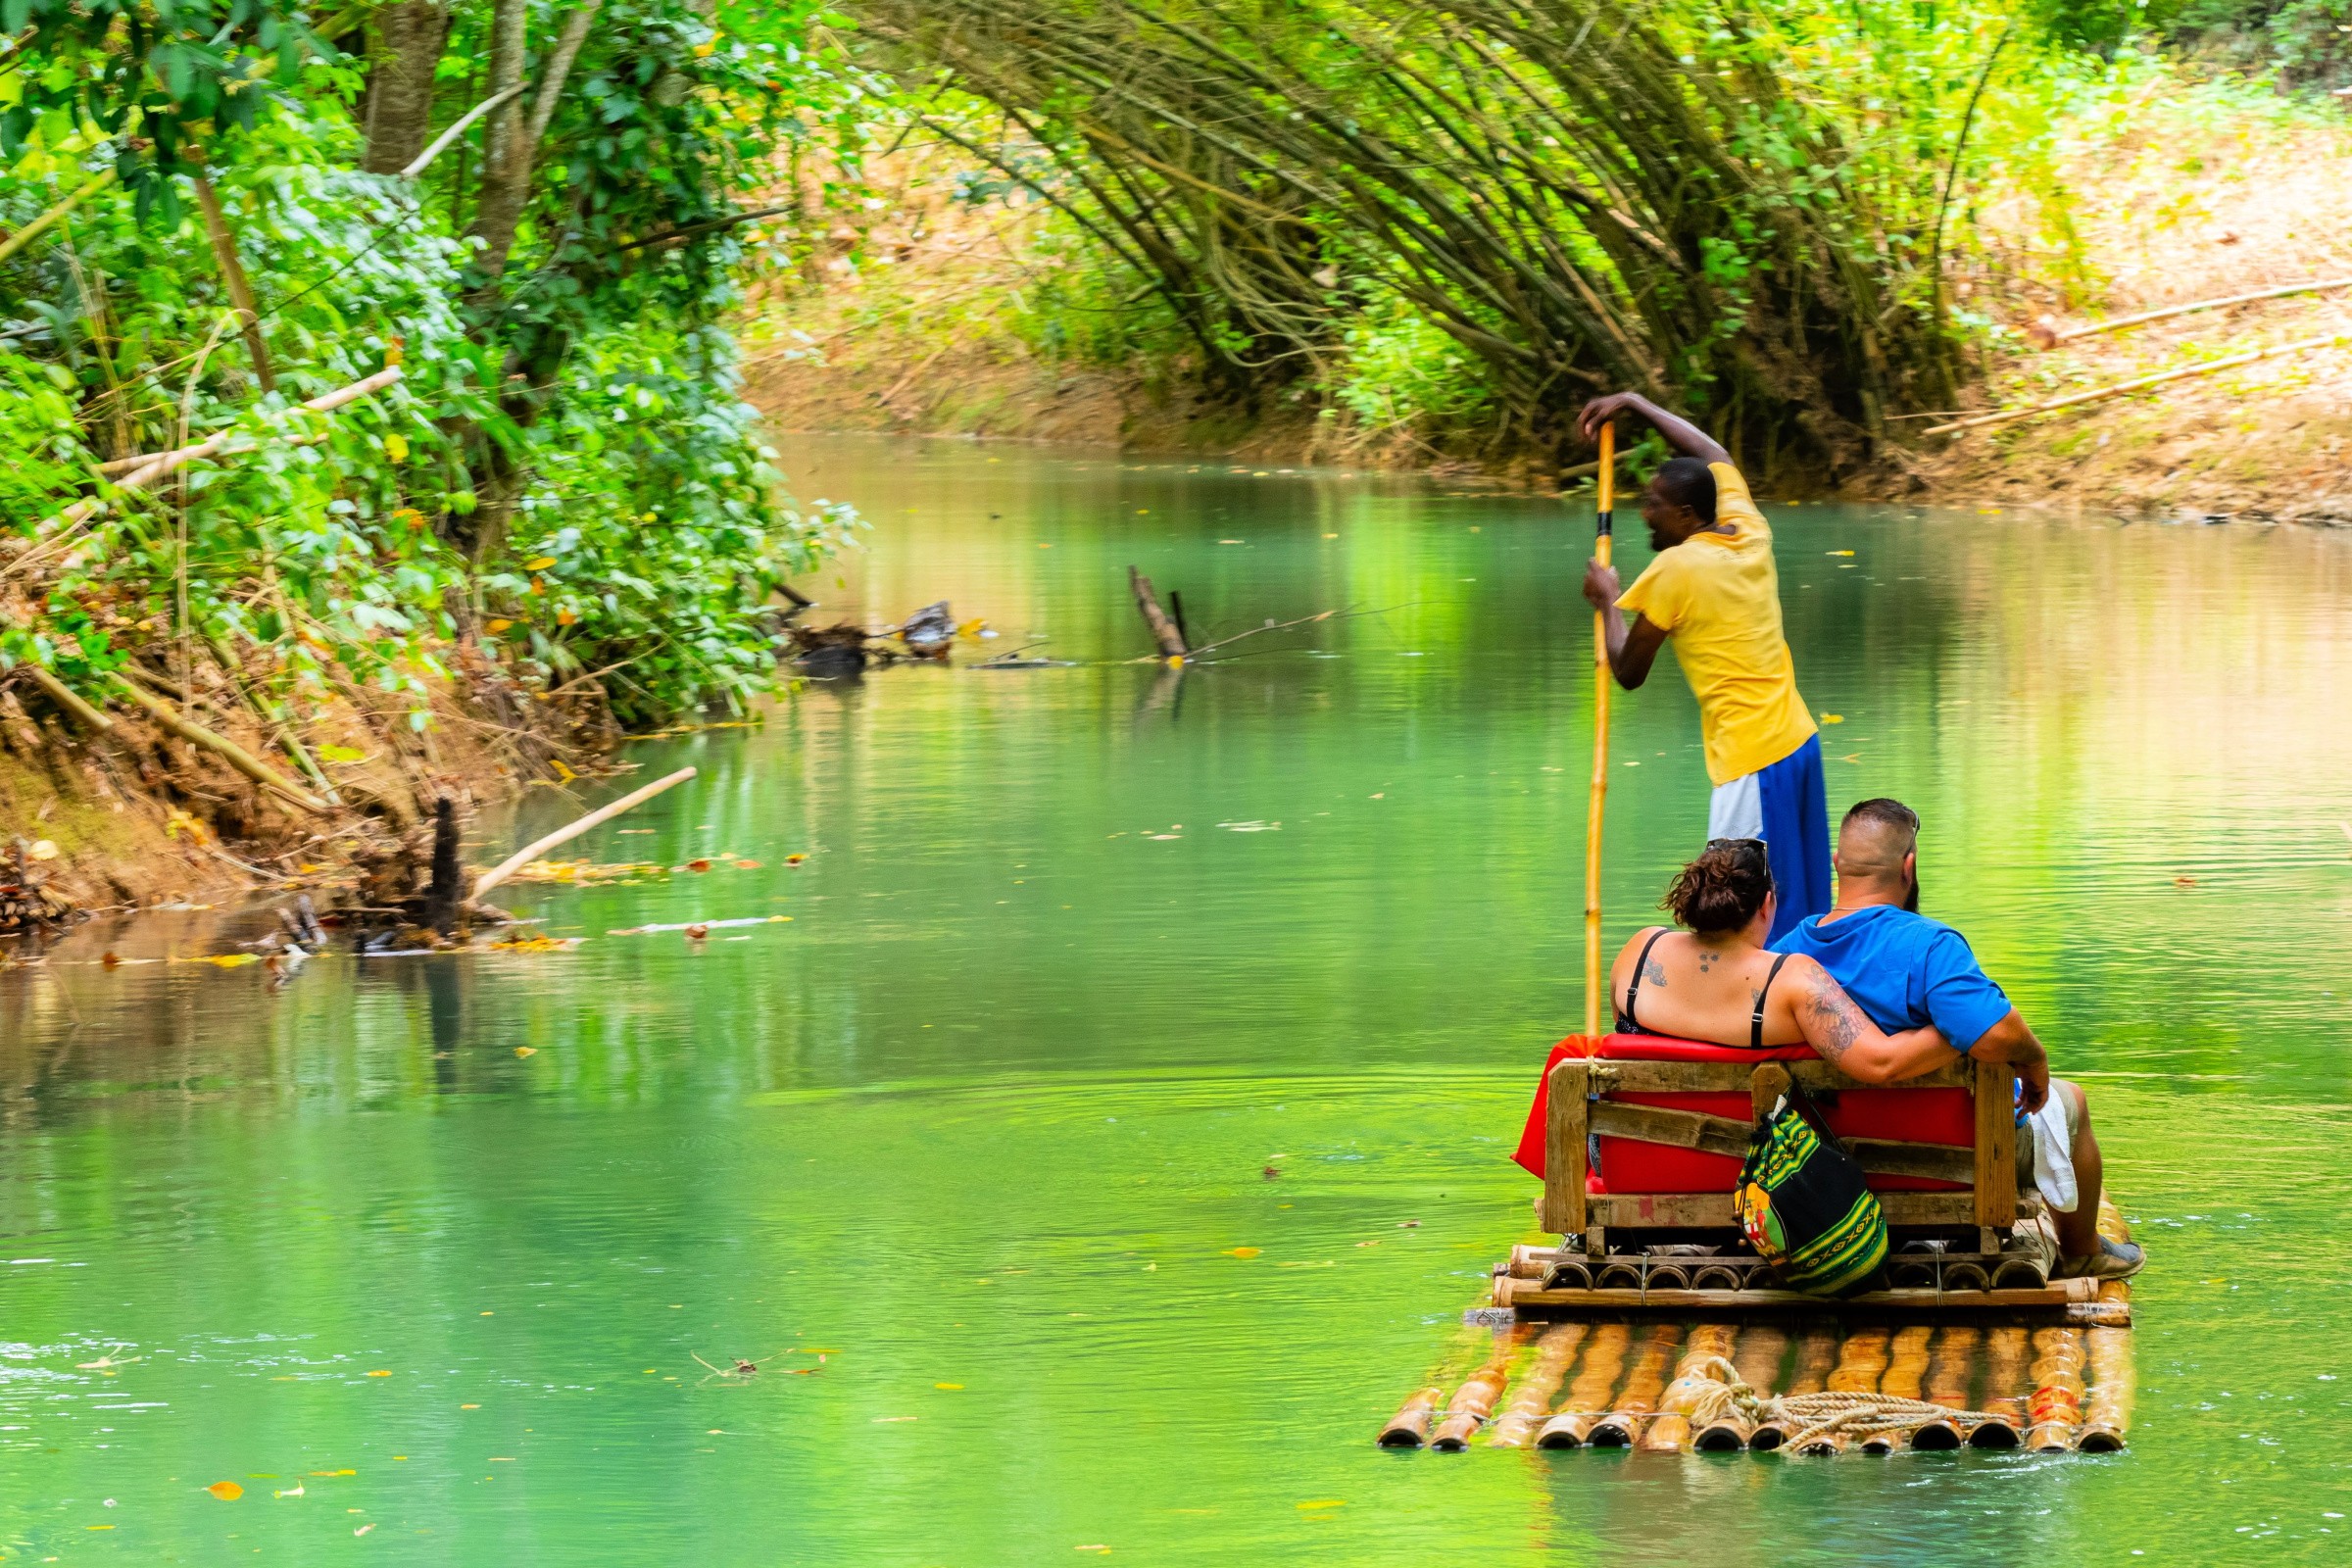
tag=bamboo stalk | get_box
[1583,419,1614,1039]
[1795,1328,1891,1454]
[109,671,328,814]
[1860,1324,1935,1452]
[2053,277,2352,344]
[2077,1325,2133,1452]
[190,175,275,391]
[1912,1325,1980,1450]
[2025,1326,2085,1450]
[470,765,697,899]
[1696,1325,1788,1450]
[1430,1334,1521,1450]
[1972,1325,2031,1447]
[1488,1323,1586,1448]
[1537,1322,1630,1447]
[1586,1322,1679,1447]
[1752,1326,1838,1449]
[23,665,115,731]
[1925,331,2352,437]
[1642,1323,1736,1452]
[1376,1382,1446,1448]
[0,168,118,266]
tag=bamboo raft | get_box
[1379,1200,2136,1456]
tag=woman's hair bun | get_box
[1663,840,1773,935]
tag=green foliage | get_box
[1320,292,1497,443]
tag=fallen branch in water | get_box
[471,765,697,900]
[1180,610,1339,659]
[1127,566,1188,660]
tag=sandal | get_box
[2055,1237,2144,1281]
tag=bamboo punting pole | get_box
[1972,1325,2031,1448]
[1587,1322,1680,1447]
[1697,1325,1788,1450]
[1642,1323,1738,1452]
[1431,1336,1522,1450]
[1537,1323,1631,1448]
[1582,419,1615,1040]
[1489,1324,1587,1448]
[1752,1327,1838,1449]
[2026,1326,2086,1450]
[1912,1325,1980,1450]
[2077,1325,2134,1452]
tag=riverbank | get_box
[744,73,2352,522]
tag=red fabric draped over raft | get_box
[1511,1035,1975,1195]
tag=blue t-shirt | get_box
[1769,905,2012,1051]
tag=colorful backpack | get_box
[1736,1087,1888,1297]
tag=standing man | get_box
[1576,392,1829,940]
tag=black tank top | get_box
[1616,929,1792,1051]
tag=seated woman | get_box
[1612,838,1949,1079]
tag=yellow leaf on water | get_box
[935,1382,964,1390]
[1298,1499,1347,1510]
[207,1481,244,1500]
[523,556,558,571]
[1221,1247,1261,1259]
[514,1047,537,1057]
[367,1370,391,1377]
[1826,549,1855,557]
[1819,713,1845,723]
[198,954,260,968]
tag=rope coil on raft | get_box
[1675,1356,2013,1451]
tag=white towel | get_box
[2029,1096,2079,1213]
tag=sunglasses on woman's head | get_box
[1706,837,1766,852]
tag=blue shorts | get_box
[1705,733,1831,942]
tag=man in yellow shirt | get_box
[1577,391,1829,940]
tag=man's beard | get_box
[1904,869,1921,914]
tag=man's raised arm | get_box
[1578,392,1732,466]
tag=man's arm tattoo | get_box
[1805,982,1864,1061]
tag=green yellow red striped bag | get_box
[1736,1087,1888,1298]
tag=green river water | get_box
[4,433,2351,1564]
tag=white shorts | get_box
[1707,770,1763,841]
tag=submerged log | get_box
[1488,1324,1586,1448]
[1537,1322,1630,1448]
[1587,1323,1681,1446]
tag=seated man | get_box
[1771,797,2143,1280]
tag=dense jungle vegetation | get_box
[1,1,2344,759]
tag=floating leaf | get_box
[1826,549,1855,557]
[687,858,711,872]
[935,1382,964,1390]
[367,1370,391,1377]
[1819,713,1845,724]
[1221,1247,1261,1258]
[1298,1499,1347,1510]
[207,1481,244,1500]
[514,1046,537,1057]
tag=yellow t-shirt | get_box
[1614,463,1816,786]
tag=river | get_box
[4,433,2350,1562]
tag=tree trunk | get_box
[362,2,453,177]
[465,0,532,284]
[190,175,275,391]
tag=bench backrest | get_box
[1513,1034,2017,1240]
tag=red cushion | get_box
[1511,1034,1974,1196]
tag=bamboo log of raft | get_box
[1751,1327,1839,1450]
[1488,1324,1587,1449]
[1538,1322,1632,1448]
[1587,1322,1681,1447]
[1796,1328,1890,1454]
[2026,1326,2086,1450]
[1379,1324,1490,1447]
[470,765,698,901]
[1697,1325,1789,1450]
[1973,1325,2031,1448]
[1913,1325,1981,1450]
[2078,1326,2134,1452]
[1431,1336,1522,1451]
[1642,1324,1738,1452]
[1861,1325,1935,1452]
